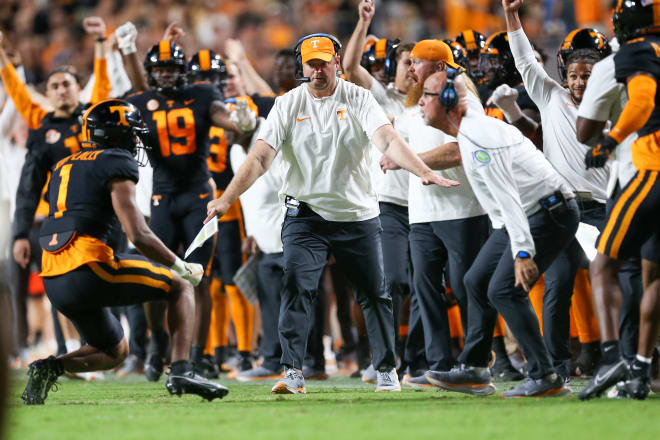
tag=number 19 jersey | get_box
[127,84,223,192]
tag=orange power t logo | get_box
[337,110,346,120]
[109,106,130,126]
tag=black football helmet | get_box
[361,38,399,74]
[557,28,611,83]
[144,40,187,93]
[81,99,150,165]
[479,31,521,89]
[188,49,227,87]
[455,30,487,57]
[613,0,660,43]
[443,40,469,70]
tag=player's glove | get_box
[115,22,138,55]
[488,84,522,122]
[584,135,617,169]
[170,257,204,287]
[229,100,257,133]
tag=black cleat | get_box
[618,376,651,400]
[166,371,229,401]
[197,355,219,379]
[145,354,164,382]
[22,356,63,405]
[492,357,525,381]
[578,359,628,400]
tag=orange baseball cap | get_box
[301,36,337,64]
[410,40,461,70]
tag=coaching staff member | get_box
[205,33,458,394]
[420,70,578,398]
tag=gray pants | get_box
[409,215,489,371]
[279,203,396,370]
[257,252,284,371]
[459,199,580,379]
[542,201,605,376]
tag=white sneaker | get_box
[271,368,306,394]
[376,368,401,392]
[361,364,377,383]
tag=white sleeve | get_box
[0,66,24,137]
[369,79,389,107]
[508,28,560,108]
[475,146,536,259]
[577,57,621,122]
[230,143,248,174]
[356,88,391,139]
[107,50,133,98]
[257,97,289,151]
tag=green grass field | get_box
[5,371,660,440]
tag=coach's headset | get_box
[294,33,342,82]
[440,67,460,111]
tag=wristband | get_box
[119,44,137,56]
[516,251,530,259]
[96,37,107,43]
[170,256,186,275]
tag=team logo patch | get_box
[147,99,160,111]
[337,109,346,120]
[472,150,491,167]
[45,129,61,144]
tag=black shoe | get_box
[145,354,164,382]
[571,342,601,377]
[425,365,495,396]
[237,353,253,372]
[618,375,651,400]
[302,365,328,380]
[197,355,219,379]
[166,371,229,401]
[22,356,64,405]
[492,357,524,381]
[578,359,628,400]
[501,373,570,398]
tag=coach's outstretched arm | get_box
[205,139,277,223]
[371,123,460,187]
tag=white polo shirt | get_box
[230,125,284,254]
[398,93,486,224]
[458,109,574,259]
[509,28,610,203]
[369,79,409,207]
[258,78,390,222]
[577,54,637,196]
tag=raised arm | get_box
[84,17,112,103]
[342,0,376,89]
[115,22,149,92]
[225,39,275,96]
[205,139,277,223]
[0,32,47,129]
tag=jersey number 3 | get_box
[152,108,197,157]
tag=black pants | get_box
[403,289,427,371]
[379,202,412,349]
[256,252,284,371]
[279,204,396,371]
[409,215,489,371]
[542,201,605,376]
[459,200,580,379]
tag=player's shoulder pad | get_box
[98,148,139,183]
[615,36,660,82]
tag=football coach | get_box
[204,33,459,394]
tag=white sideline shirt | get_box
[509,28,610,203]
[399,90,486,224]
[369,79,409,206]
[577,54,637,195]
[258,78,390,222]
[458,110,574,259]
[231,125,284,254]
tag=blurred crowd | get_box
[0,0,616,91]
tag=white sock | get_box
[636,354,652,364]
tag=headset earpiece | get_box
[440,68,459,110]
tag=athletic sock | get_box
[601,340,620,364]
[630,355,652,378]
[191,346,204,367]
[170,360,192,375]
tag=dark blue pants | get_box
[459,200,580,379]
[279,204,396,371]
[409,215,489,371]
[542,201,605,376]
